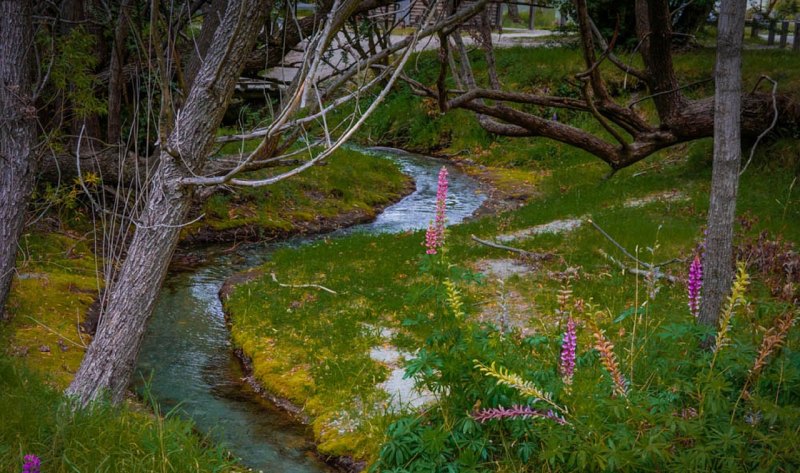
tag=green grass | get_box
[225,45,800,465]
[186,147,411,238]
[0,358,239,472]
[223,138,799,464]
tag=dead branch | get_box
[270,272,337,294]
[599,249,679,283]
[587,218,685,269]
[471,235,555,262]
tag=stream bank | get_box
[137,149,487,472]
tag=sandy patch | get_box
[623,190,688,208]
[496,217,585,242]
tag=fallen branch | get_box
[599,250,679,283]
[471,235,555,262]
[270,272,337,294]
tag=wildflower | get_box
[713,263,749,354]
[592,329,628,398]
[560,317,577,385]
[474,360,567,414]
[444,279,465,319]
[424,166,449,254]
[746,310,796,390]
[473,405,567,425]
[688,253,703,318]
[22,454,40,473]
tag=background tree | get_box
[0,1,37,320]
[399,0,796,175]
[700,0,748,327]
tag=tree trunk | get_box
[506,1,522,23]
[0,1,37,320]
[698,0,747,327]
[66,0,270,405]
[107,0,134,144]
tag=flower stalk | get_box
[424,166,449,255]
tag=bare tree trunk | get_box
[698,0,747,327]
[506,1,522,23]
[107,0,134,144]
[0,1,37,320]
[66,0,269,405]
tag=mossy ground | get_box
[0,231,241,472]
[185,144,412,241]
[224,46,800,465]
[2,231,97,388]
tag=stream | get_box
[134,148,486,472]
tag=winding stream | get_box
[134,148,486,472]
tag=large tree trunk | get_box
[0,1,37,320]
[698,0,747,327]
[66,0,270,405]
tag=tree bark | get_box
[698,0,747,327]
[0,1,37,320]
[66,0,270,405]
[107,0,134,144]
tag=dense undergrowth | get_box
[0,233,239,472]
[224,45,800,468]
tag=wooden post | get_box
[780,20,789,48]
[495,3,503,31]
[767,20,776,45]
[528,2,535,30]
[794,21,800,51]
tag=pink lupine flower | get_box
[472,405,567,425]
[424,166,449,255]
[560,318,577,384]
[688,253,703,318]
[22,455,41,473]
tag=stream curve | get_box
[134,148,486,472]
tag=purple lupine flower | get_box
[22,454,41,473]
[688,253,703,318]
[560,317,577,384]
[424,167,449,255]
[472,405,567,425]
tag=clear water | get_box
[134,148,486,472]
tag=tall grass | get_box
[0,357,238,472]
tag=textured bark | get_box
[0,1,37,320]
[698,0,747,327]
[66,0,270,405]
[185,0,227,90]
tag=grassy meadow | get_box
[223,45,800,467]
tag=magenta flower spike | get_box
[560,317,577,384]
[424,166,449,255]
[22,454,41,473]
[688,253,703,318]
